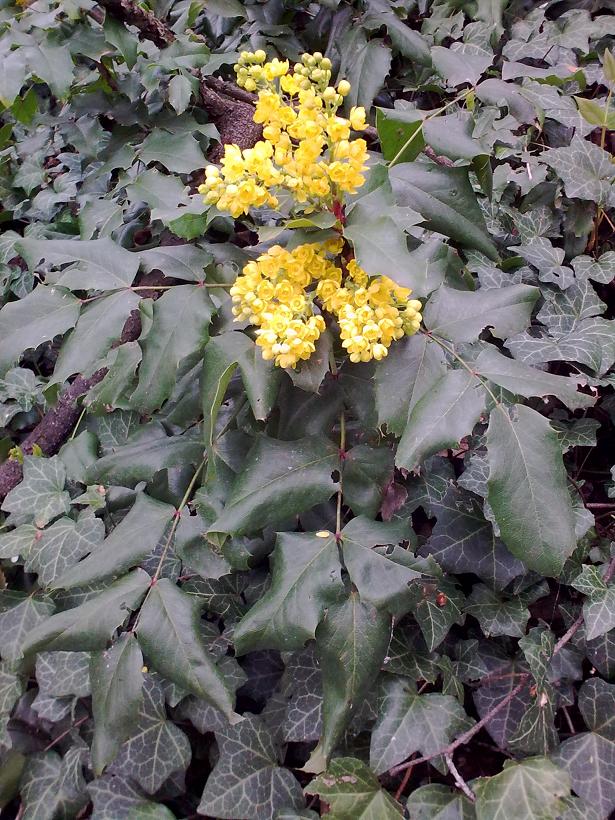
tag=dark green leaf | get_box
[305,757,402,819]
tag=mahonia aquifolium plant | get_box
[199,50,422,369]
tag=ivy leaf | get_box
[375,333,447,436]
[114,675,191,795]
[543,135,615,204]
[474,757,570,820]
[414,577,465,650]
[90,634,144,776]
[168,74,193,115]
[52,290,141,384]
[0,286,81,376]
[370,677,473,774]
[26,514,105,587]
[36,651,91,698]
[474,346,593,411]
[20,749,87,820]
[306,592,391,772]
[305,757,403,819]
[88,773,176,819]
[51,493,174,589]
[130,286,215,414]
[424,284,539,343]
[24,44,74,99]
[406,784,475,819]
[396,370,486,471]
[424,486,525,590]
[578,678,615,739]
[390,163,498,260]
[210,436,337,537]
[233,532,343,654]
[279,646,322,742]
[2,456,70,528]
[554,734,615,819]
[17,238,140,291]
[486,405,577,576]
[432,46,492,86]
[341,517,421,616]
[0,594,55,661]
[136,578,238,720]
[198,715,304,820]
[465,584,531,638]
[22,570,150,654]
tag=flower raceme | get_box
[200,51,423,369]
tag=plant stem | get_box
[335,410,345,539]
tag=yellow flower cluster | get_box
[230,241,423,368]
[199,51,368,217]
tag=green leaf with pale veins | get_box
[0,286,81,376]
[305,757,403,819]
[88,774,177,819]
[543,135,615,204]
[578,678,615,739]
[305,592,391,772]
[486,404,577,576]
[114,675,191,795]
[210,436,338,537]
[130,285,215,414]
[51,493,173,589]
[22,570,149,654]
[414,577,465,650]
[20,749,88,820]
[26,514,105,587]
[396,370,486,471]
[199,715,304,819]
[16,237,140,291]
[2,456,70,528]
[52,290,140,384]
[474,346,593,411]
[138,131,206,174]
[91,633,144,775]
[0,593,55,661]
[406,784,476,820]
[375,334,447,436]
[474,757,570,820]
[233,532,344,655]
[36,651,90,698]
[554,733,615,819]
[370,677,473,774]
[136,578,237,720]
[424,284,539,343]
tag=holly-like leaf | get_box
[138,131,206,174]
[306,592,391,771]
[486,405,577,576]
[390,163,498,260]
[136,578,237,720]
[90,634,144,775]
[370,676,473,774]
[210,436,337,537]
[52,290,140,384]
[22,570,150,654]
[342,445,393,518]
[233,532,343,654]
[341,517,421,616]
[424,284,539,343]
[374,334,447,436]
[130,286,215,414]
[2,456,70,528]
[198,715,304,820]
[474,346,593,411]
[474,757,570,820]
[305,757,403,819]
[396,370,486,471]
[16,237,140,291]
[114,675,191,795]
[554,734,615,819]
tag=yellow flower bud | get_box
[337,79,351,96]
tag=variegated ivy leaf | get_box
[2,456,70,528]
[20,748,88,820]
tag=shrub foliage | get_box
[0,0,615,818]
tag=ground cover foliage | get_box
[1,0,615,817]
